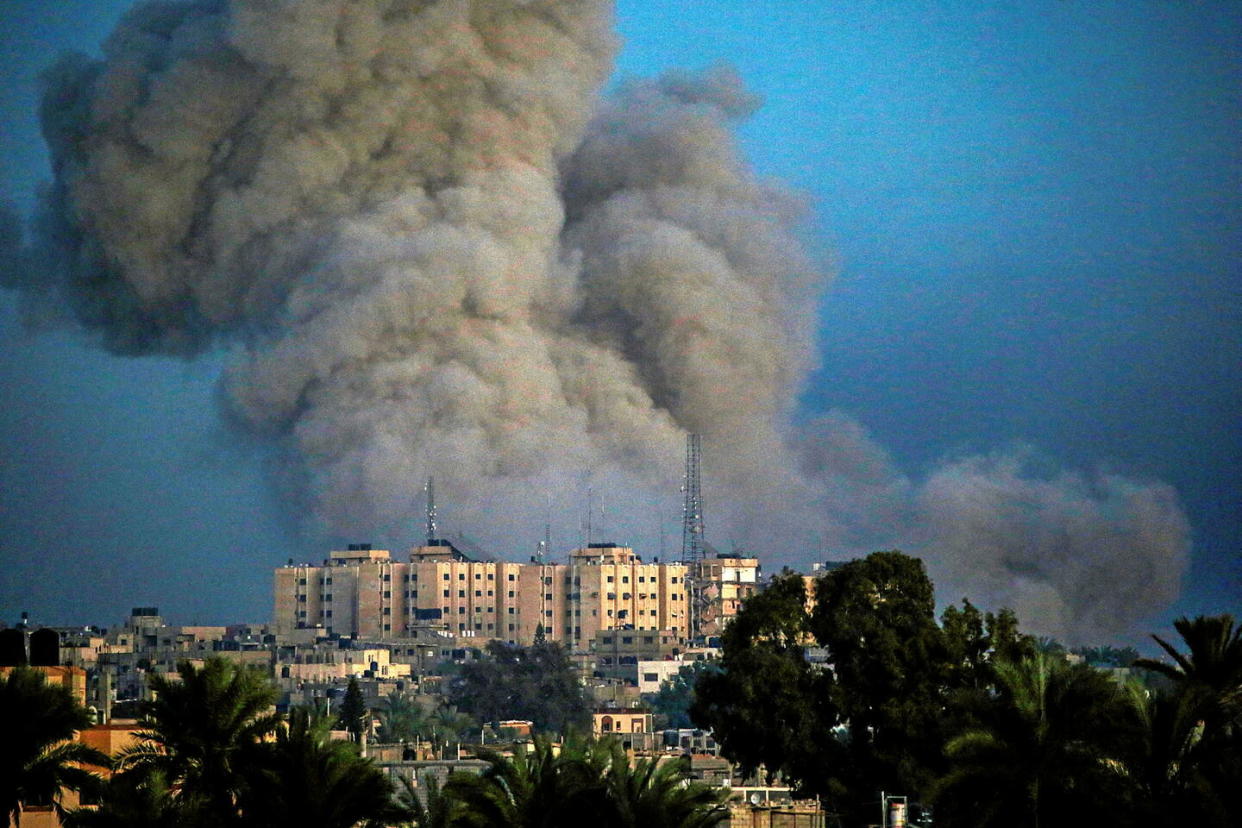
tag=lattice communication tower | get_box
[681,433,705,562]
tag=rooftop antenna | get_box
[657,507,667,560]
[681,433,705,562]
[424,476,437,543]
[545,505,553,564]
[585,485,594,547]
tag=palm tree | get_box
[394,774,461,828]
[426,704,477,756]
[63,769,183,828]
[443,733,605,828]
[119,658,279,824]
[932,652,1130,828]
[598,740,727,828]
[1117,682,1229,827]
[1134,614,1242,731]
[238,706,395,828]
[0,666,109,827]
[378,689,427,745]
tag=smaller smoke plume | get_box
[913,450,1190,641]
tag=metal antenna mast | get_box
[424,476,437,543]
[681,434,705,562]
[586,485,594,547]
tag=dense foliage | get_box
[448,640,590,734]
[80,659,394,828]
[338,677,369,743]
[440,733,727,828]
[39,656,725,828]
[692,550,1242,828]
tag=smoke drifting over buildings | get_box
[2,0,1189,640]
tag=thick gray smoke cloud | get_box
[6,0,1189,639]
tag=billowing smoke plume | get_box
[5,0,1189,639]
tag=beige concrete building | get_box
[687,553,761,640]
[273,541,689,652]
[591,707,653,737]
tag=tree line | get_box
[2,657,726,828]
[690,550,1242,827]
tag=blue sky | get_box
[1,0,1238,642]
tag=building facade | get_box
[273,541,689,651]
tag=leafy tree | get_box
[337,677,368,743]
[932,652,1131,827]
[942,600,1034,692]
[238,706,395,828]
[0,666,109,827]
[691,572,842,795]
[119,658,279,825]
[811,551,951,811]
[448,640,588,734]
[645,660,721,729]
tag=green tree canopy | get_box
[810,551,952,809]
[448,640,588,734]
[691,571,842,794]
[337,676,368,743]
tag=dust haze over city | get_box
[1,0,1238,646]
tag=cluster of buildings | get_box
[273,538,760,649]
[6,530,842,828]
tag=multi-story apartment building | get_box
[687,553,761,640]
[273,541,689,652]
